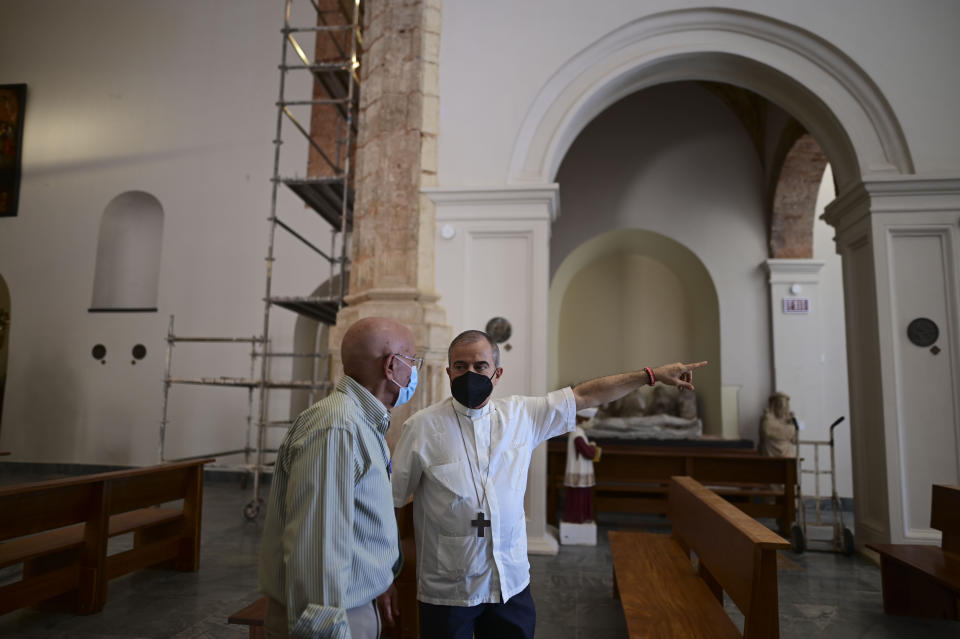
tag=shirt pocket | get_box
[425,459,473,501]
[437,533,486,578]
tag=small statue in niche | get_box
[648,384,677,416]
[675,387,697,420]
[758,391,797,457]
[563,408,602,525]
[596,387,645,419]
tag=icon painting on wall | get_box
[0,84,27,218]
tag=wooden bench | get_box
[866,484,960,620]
[228,502,419,639]
[0,458,212,616]
[228,596,266,639]
[548,440,797,534]
[610,475,790,638]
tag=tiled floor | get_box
[531,513,960,638]
[1,472,958,638]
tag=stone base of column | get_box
[329,288,451,448]
[528,528,560,556]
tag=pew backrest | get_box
[668,475,789,639]
[0,460,209,540]
[931,484,960,553]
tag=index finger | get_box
[685,361,708,370]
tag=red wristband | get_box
[644,366,656,386]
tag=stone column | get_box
[824,178,960,547]
[329,0,449,446]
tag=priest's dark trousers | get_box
[417,584,535,639]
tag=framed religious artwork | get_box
[0,84,27,217]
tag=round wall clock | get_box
[906,317,938,347]
[485,316,512,344]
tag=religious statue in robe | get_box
[563,408,602,524]
[758,391,797,457]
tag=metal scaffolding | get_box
[160,0,361,519]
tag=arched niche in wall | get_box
[549,229,722,434]
[288,270,347,420]
[89,191,164,312]
[0,273,9,435]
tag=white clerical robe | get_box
[391,388,576,606]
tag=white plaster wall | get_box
[550,83,770,440]
[0,0,333,465]
[436,0,960,185]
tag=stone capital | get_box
[824,177,960,236]
[764,259,826,284]
[424,184,560,222]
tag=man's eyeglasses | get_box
[394,353,425,369]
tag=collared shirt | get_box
[259,375,398,639]
[391,388,576,606]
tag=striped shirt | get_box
[259,375,398,639]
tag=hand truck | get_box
[790,416,855,555]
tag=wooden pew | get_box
[227,596,266,639]
[0,458,212,616]
[867,484,960,620]
[392,502,418,639]
[547,440,797,534]
[610,475,790,638]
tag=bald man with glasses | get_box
[259,317,421,639]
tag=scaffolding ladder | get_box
[160,0,362,520]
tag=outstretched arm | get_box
[572,361,708,411]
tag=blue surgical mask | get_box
[392,357,418,407]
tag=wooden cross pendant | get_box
[471,511,491,538]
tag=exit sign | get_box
[783,298,810,314]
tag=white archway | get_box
[505,7,917,553]
[509,8,912,190]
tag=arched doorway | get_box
[546,78,855,501]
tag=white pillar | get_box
[426,184,561,555]
[764,259,826,496]
[824,178,960,547]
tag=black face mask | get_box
[450,370,494,408]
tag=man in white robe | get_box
[390,330,705,639]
